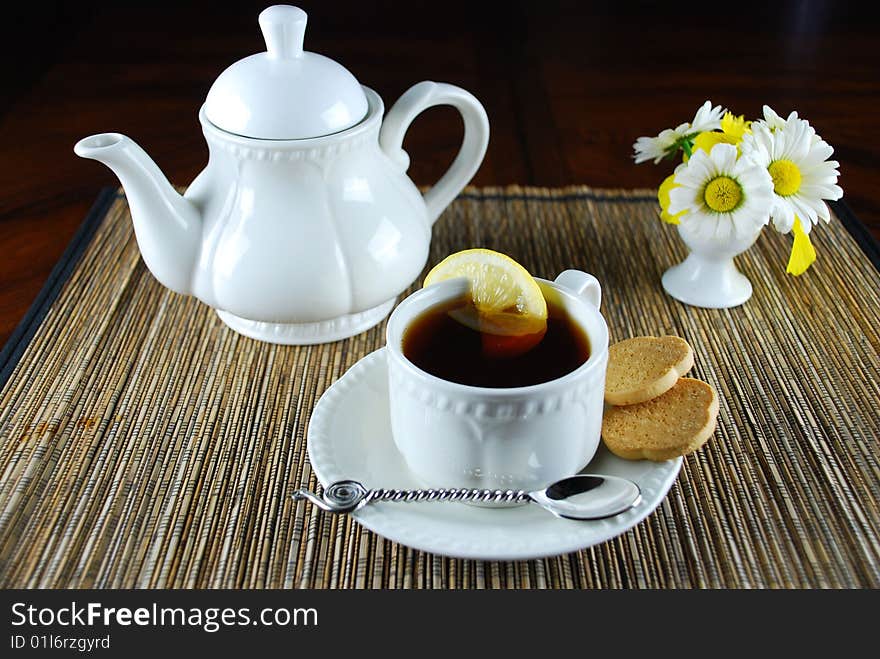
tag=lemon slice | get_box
[424,249,548,357]
[425,249,547,317]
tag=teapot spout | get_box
[74,133,201,295]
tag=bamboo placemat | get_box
[0,186,878,589]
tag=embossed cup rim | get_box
[386,275,609,398]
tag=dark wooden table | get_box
[1,0,878,346]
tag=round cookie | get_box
[605,335,694,406]
[602,377,719,461]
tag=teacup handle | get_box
[555,270,602,308]
[379,81,490,225]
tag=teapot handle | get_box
[379,81,489,225]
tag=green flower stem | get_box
[681,139,693,157]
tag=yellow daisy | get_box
[658,173,686,224]
[691,112,751,156]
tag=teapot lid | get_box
[204,5,369,140]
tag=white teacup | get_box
[386,270,609,495]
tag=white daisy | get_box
[668,143,774,241]
[740,117,843,234]
[757,105,798,132]
[633,128,686,164]
[633,101,724,164]
[690,100,726,134]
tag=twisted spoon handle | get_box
[292,480,530,513]
[365,487,530,505]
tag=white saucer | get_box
[306,348,682,560]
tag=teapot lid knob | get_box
[205,4,369,139]
[259,5,307,59]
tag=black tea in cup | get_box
[402,295,590,388]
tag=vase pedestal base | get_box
[662,253,752,309]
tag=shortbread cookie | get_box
[605,335,694,406]
[602,377,719,461]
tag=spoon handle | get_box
[365,487,530,505]
[292,480,530,513]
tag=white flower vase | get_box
[661,219,762,309]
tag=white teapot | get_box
[75,5,488,344]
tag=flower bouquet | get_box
[634,102,843,308]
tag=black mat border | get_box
[830,199,880,271]
[0,190,876,391]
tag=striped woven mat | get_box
[1,186,878,588]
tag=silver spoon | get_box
[292,474,641,521]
